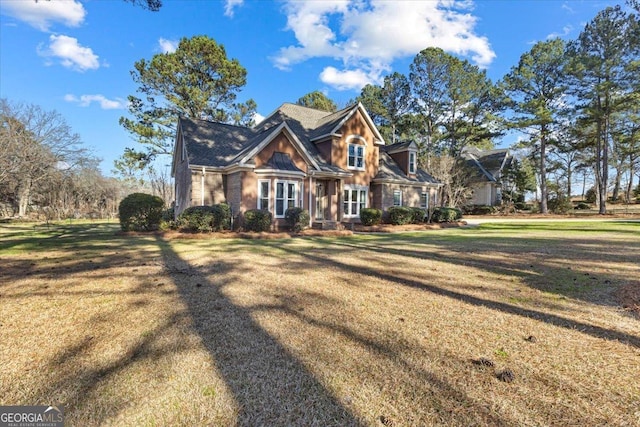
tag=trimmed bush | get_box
[409,207,426,223]
[574,201,591,210]
[431,207,463,223]
[177,206,215,232]
[285,207,310,232]
[160,207,176,230]
[472,205,495,215]
[118,193,164,231]
[360,208,382,226]
[387,206,413,225]
[514,202,527,211]
[177,203,231,232]
[211,203,231,231]
[244,209,272,232]
[585,187,597,203]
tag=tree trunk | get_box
[17,179,31,217]
[626,154,635,203]
[539,127,548,214]
[566,165,572,202]
[611,168,622,202]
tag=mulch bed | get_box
[352,221,467,232]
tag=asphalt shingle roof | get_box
[178,104,438,185]
[374,152,438,184]
[462,147,511,183]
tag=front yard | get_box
[0,220,638,426]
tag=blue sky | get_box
[0,0,625,176]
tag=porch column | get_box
[337,179,343,222]
[308,175,313,227]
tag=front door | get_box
[315,182,326,220]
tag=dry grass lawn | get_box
[1,220,639,426]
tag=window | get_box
[258,180,270,210]
[393,190,402,206]
[409,151,416,174]
[420,192,429,209]
[275,180,298,217]
[343,185,367,217]
[348,144,365,170]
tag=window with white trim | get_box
[420,192,429,209]
[393,190,402,206]
[275,180,298,218]
[343,185,367,217]
[347,144,365,170]
[409,151,416,174]
[258,180,270,211]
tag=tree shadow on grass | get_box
[273,241,640,349]
[157,238,364,426]
[330,233,640,311]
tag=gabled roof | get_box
[462,147,511,183]
[175,103,435,185]
[256,151,303,173]
[178,116,260,168]
[373,152,439,185]
[381,140,416,153]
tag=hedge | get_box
[118,193,164,231]
[360,208,382,226]
[285,207,310,232]
[431,207,463,223]
[177,203,231,233]
[387,206,414,225]
[244,209,272,232]
[409,207,426,223]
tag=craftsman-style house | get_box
[172,102,441,228]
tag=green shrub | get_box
[409,207,426,223]
[472,205,495,215]
[244,209,272,232]
[360,208,382,226]
[387,206,413,225]
[160,207,176,230]
[118,193,164,232]
[585,187,597,203]
[548,197,573,214]
[285,207,310,232]
[574,201,591,210]
[177,206,215,232]
[211,203,231,231]
[177,204,231,232]
[514,202,527,211]
[431,207,463,223]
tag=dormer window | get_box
[409,151,416,174]
[348,143,365,171]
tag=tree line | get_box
[351,3,639,213]
[0,99,171,220]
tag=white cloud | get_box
[64,94,127,110]
[547,25,573,39]
[158,37,178,53]
[319,66,377,91]
[0,0,85,31]
[38,34,99,71]
[252,111,265,125]
[272,0,495,91]
[224,0,244,17]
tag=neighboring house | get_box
[172,102,440,229]
[462,146,513,206]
